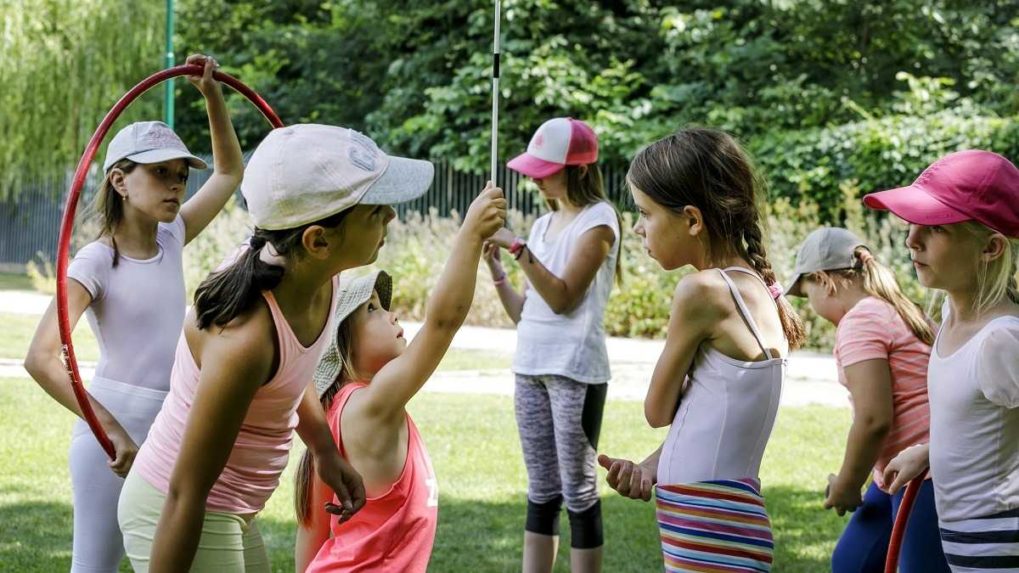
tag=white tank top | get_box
[657,267,786,485]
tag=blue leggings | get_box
[832,480,949,573]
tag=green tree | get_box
[0,0,164,198]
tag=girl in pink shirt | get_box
[786,227,948,572]
[294,183,505,572]
[118,124,443,572]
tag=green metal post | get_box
[164,0,175,128]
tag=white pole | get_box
[490,0,501,184]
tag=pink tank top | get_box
[307,382,438,573]
[133,278,338,514]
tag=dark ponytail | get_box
[194,208,352,329]
[92,159,138,268]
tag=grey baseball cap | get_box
[313,270,393,397]
[103,121,207,172]
[785,227,866,297]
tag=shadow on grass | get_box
[0,487,838,573]
[261,486,838,573]
[0,499,75,572]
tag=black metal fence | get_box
[0,158,631,267]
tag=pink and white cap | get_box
[507,117,598,179]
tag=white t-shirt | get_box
[928,302,1019,523]
[67,216,187,392]
[513,201,619,384]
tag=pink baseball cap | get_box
[507,117,598,179]
[863,150,1019,237]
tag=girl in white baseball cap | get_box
[24,53,242,573]
[118,123,440,571]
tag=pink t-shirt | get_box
[834,296,932,491]
[133,279,337,514]
[307,382,438,573]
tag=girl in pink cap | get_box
[598,127,805,572]
[23,54,242,573]
[484,117,622,572]
[865,150,1019,572]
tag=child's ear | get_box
[682,205,704,236]
[109,169,128,196]
[981,233,1008,263]
[302,225,331,259]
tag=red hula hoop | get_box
[56,64,284,458]
[884,472,928,572]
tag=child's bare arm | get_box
[644,274,720,427]
[360,184,506,421]
[295,469,334,572]
[825,359,893,514]
[180,54,244,244]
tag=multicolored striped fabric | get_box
[656,478,774,572]
[939,508,1019,572]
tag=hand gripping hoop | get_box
[55,64,284,458]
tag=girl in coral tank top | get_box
[295,183,505,572]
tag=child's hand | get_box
[823,473,862,516]
[314,450,366,523]
[483,241,505,276]
[598,454,655,501]
[883,443,930,494]
[185,54,222,97]
[489,227,516,249]
[462,182,506,240]
[105,423,138,478]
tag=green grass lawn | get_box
[0,272,34,291]
[0,376,851,572]
[0,312,100,363]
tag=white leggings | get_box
[68,377,166,573]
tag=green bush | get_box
[751,107,1019,218]
[173,195,943,352]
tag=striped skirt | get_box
[939,508,1019,572]
[655,478,774,572]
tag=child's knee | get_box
[567,500,603,549]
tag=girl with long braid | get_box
[598,128,804,572]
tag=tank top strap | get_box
[717,268,774,360]
[260,289,301,361]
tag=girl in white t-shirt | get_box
[865,150,1019,572]
[23,55,242,573]
[483,117,621,573]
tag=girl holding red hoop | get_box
[24,54,242,573]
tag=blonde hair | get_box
[807,246,934,346]
[295,315,358,525]
[959,222,1019,315]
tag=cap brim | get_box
[360,156,434,205]
[863,185,970,226]
[313,270,394,398]
[506,153,564,179]
[126,148,207,170]
[784,274,805,297]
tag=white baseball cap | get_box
[242,124,434,230]
[507,117,599,179]
[103,121,207,172]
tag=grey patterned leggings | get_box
[515,373,607,547]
